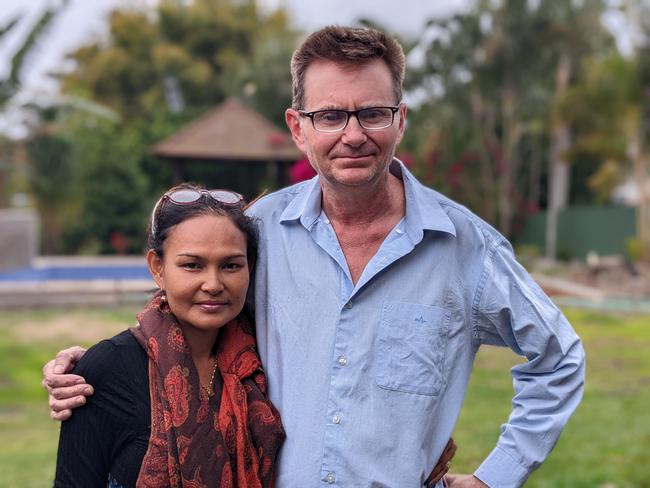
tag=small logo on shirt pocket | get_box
[375,301,450,396]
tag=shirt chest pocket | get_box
[375,301,450,396]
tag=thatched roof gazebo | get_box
[151,98,302,197]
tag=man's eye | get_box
[362,109,387,120]
[318,111,345,123]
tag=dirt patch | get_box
[568,260,650,298]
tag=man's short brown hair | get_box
[290,25,406,109]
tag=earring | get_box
[160,291,167,302]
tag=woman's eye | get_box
[223,262,244,271]
[181,262,201,270]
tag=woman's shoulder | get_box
[73,330,146,383]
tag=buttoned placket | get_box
[314,218,413,486]
[313,213,351,486]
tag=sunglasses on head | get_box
[150,188,245,238]
[163,189,244,206]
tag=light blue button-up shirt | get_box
[248,160,585,488]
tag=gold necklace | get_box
[201,357,218,398]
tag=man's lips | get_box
[330,142,377,161]
[331,153,374,162]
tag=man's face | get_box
[286,59,407,191]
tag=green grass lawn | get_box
[0,306,648,487]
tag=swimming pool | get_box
[0,265,150,282]
[0,258,154,308]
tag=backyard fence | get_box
[515,205,636,259]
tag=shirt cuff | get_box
[473,446,531,488]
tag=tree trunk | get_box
[0,172,6,207]
[498,81,521,237]
[470,89,497,224]
[546,52,572,259]
[528,133,542,211]
[630,120,650,249]
[639,76,650,252]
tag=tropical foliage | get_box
[1,0,650,256]
[7,0,298,253]
[0,1,68,207]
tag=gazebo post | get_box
[278,161,290,188]
[171,159,184,184]
[266,159,278,190]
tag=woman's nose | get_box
[201,269,224,294]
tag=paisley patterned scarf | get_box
[130,293,285,487]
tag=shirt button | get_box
[337,356,348,366]
[345,300,352,309]
[332,414,341,424]
[396,228,404,234]
[325,473,336,484]
[324,218,330,225]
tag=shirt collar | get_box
[279,175,322,229]
[397,160,456,236]
[279,159,456,237]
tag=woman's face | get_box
[147,214,250,333]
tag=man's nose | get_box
[341,114,367,146]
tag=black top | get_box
[54,330,151,488]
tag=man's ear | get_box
[395,102,408,145]
[146,249,165,290]
[285,108,307,154]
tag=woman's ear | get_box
[146,249,165,290]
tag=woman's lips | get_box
[196,301,228,312]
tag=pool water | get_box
[0,265,151,281]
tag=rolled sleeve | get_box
[472,239,586,487]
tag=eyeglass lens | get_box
[313,107,395,131]
[208,190,243,204]
[167,189,242,205]
[168,189,204,203]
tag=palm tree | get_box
[0,2,68,206]
[0,1,69,107]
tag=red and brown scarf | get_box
[130,293,285,488]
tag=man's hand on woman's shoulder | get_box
[42,346,92,421]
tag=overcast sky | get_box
[0,0,470,94]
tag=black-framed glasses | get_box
[150,189,244,237]
[299,106,400,133]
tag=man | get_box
[44,26,584,487]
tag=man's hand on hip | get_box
[425,437,457,487]
[42,346,91,421]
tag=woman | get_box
[55,184,285,487]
